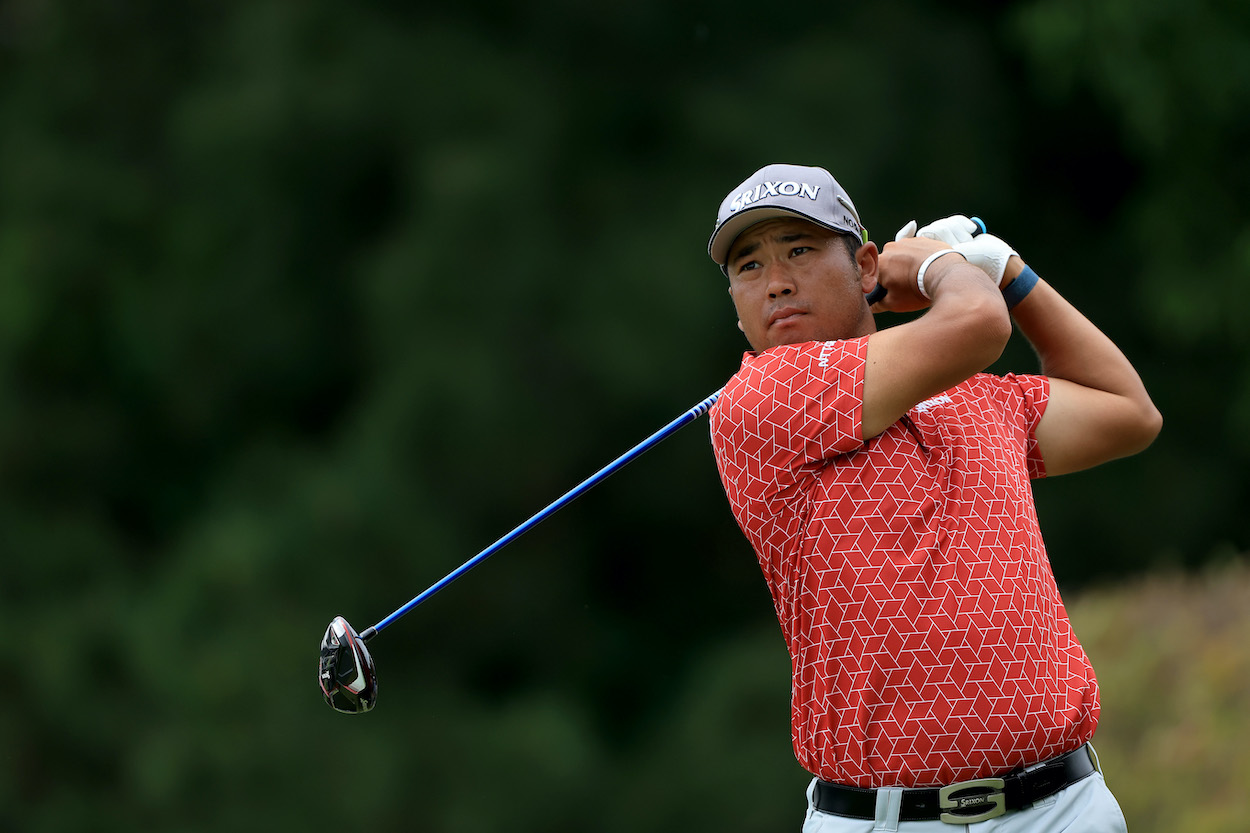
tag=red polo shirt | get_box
[709,337,1098,788]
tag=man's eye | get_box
[791,246,812,257]
[739,261,760,272]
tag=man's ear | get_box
[727,285,745,332]
[856,241,880,293]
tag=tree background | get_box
[3,1,1248,830]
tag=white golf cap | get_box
[707,163,866,268]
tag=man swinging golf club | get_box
[316,159,1160,831]
[706,163,1161,831]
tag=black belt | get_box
[812,745,1097,825]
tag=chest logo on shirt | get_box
[914,393,954,413]
[817,341,839,368]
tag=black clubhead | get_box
[318,616,377,714]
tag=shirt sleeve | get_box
[710,338,868,499]
[997,372,1051,479]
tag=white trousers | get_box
[801,771,1128,833]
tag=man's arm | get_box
[898,215,1163,474]
[861,238,1013,439]
[1003,259,1163,476]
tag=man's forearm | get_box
[1004,258,1149,402]
[1005,258,1163,472]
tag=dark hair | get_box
[838,232,863,266]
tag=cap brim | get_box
[708,206,846,266]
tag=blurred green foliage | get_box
[1069,560,1250,833]
[1,0,1247,830]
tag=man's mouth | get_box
[768,307,806,328]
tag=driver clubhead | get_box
[318,616,377,714]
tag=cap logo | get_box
[728,180,820,213]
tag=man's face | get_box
[726,218,878,351]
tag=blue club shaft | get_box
[362,389,722,640]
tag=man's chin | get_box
[750,321,828,351]
[764,328,817,349]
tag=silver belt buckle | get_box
[938,777,1007,824]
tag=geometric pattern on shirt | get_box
[709,339,1098,788]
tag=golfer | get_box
[706,164,1161,831]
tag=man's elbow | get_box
[969,295,1013,371]
[1112,396,1163,459]
[1130,399,1164,454]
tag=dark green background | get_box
[4,1,1247,830]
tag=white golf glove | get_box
[894,214,981,244]
[894,214,1017,287]
[952,233,1018,287]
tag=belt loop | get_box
[803,777,820,830]
[873,787,903,832]
[1087,743,1103,775]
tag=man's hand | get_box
[862,237,1010,438]
[952,234,1019,287]
[896,214,1019,288]
[872,236,963,314]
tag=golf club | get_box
[319,389,722,713]
[318,215,990,714]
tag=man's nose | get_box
[766,264,796,297]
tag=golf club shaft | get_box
[361,389,723,640]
